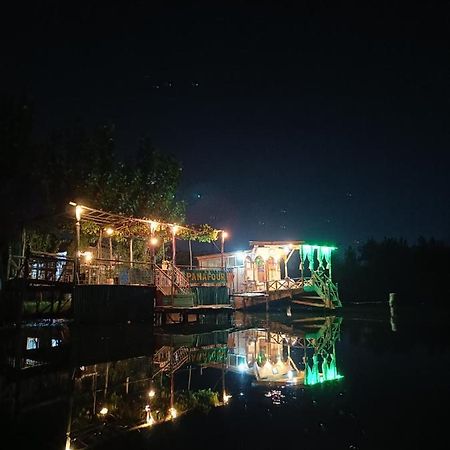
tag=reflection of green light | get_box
[304,244,337,251]
[305,356,343,385]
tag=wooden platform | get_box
[155,304,234,314]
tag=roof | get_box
[249,240,304,247]
[196,251,246,260]
[196,240,305,260]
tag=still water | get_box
[1,307,449,450]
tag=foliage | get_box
[175,388,220,414]
[178,224,220,243]
[0,98,205,257]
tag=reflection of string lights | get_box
[264,389,285,405]
[145,405,155,425]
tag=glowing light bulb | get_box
[84,251,93,262]
[75,205,82,222]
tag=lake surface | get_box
[1,306,449,450]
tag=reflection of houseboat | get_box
[197,241,342,309]
[226,316,343,385]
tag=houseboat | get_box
[197,240,342,310]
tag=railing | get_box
[153,346,190,377]
[311,271,342,308]
[78,258,152,285]
[153,346,171,364]
[8,253,75,283]
[241,277,308,293]
[154,263,191,295]
[8,252,197,292]
[8,253,153,286]
[266,278,304,291]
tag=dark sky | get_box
[2,0,449,251]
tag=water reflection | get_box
[0,314,343,449]
[227,315,342,385]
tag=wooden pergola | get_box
[68,202,225,267]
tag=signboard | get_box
[183,269,227,285]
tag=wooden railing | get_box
[153,346,190,377]
[311,271,342,308]
[154,263,191,295]
[78,258,152,285]
[242,277,307,293]
[8,252,154,286]
[8,253,75,283]
[266,278,304,291]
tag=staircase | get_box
[311,271,342,308]
[153,346,190,377]
[154,263,195,306]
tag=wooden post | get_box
[265,260,269,313]
[172,231,176,267]
[221,233,225,269]
[97,229,103,259]
[92,367,97,416]
[189,239,193,269]
[64,368,76,450]
[222,364,226,402]
[6,245,12,280]
[75,220,81,284]
[129,238,133,266]
[170,348,174,410]
[104,362,110,396]
[389,293,397,331]
[21,227,26,258]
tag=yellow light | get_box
[150,237,159,246]
[105,227,114,236]
[75,205,82,222]
[149,221,159,232]
[223,393,231,404]
[148,389,156,398]
[99,407,108,415]
[169,407,177,418]
[222,231,228,239]
[83,251,93,262]
[172,225,179,234]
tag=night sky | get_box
[2,1,449,251]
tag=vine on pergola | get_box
[81,219,220,244]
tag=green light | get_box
[304,244,337,251]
